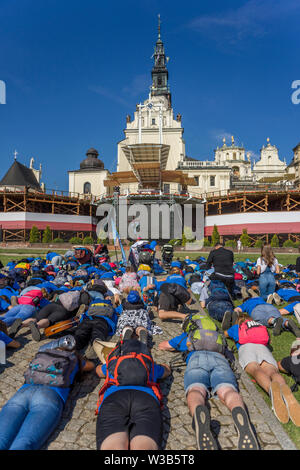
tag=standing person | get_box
[237,239,242,253]
[256,245,280,301]
[205,243,235,296]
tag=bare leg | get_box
[158,309,186,321]
[100,432,129,450]
[130,435,158,450]
[186,386,207,415]
[216,386,244,411]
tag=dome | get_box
[80,148,104,170]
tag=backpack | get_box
[86,279,107,295]
[238,320,269,346]
[95,338,163,415]
[53,270,72,287]
[182,313,225,354]
[24,349,78,388]
[160,283,190,304]
[59,290,81,311]
[138,251,153,266]
[88,301,115,319]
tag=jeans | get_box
[206,300,233,321]
[184,350,238,397]
[251,304,281,327]
[259,269,276,301]
[51,255,63,267]
[0,385,64,450]
[1,305,36,326]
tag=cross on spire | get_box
[13,150,18,160]
[158,13,161,40]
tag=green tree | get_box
[83,236,94,245]
[283,239,295,248]
[69,236,82,244]
[240,228,251,247]
[270,234,279,247]
[211,225,220,246]
[203,238,211,247]
[42,225,52,243]
[254,239,263,248]
[29,225,40,243]
[53,237,64,243]
[181,232,187,247]
[225,239,236,248]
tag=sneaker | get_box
[221,311,232,331]
[269,382,289,424]
[273,293,283,306]
[280,383,300,427]
[248,288,259,298]
[138,329,148,345]
[240,287,249,300]
[231,310,239,325]
[267,294,274,304]
[10,296,19,307]
[29,321,41,342]
[75,304,86,318]
[273,317,284,336]
[285,319,300,337]
[8,318,23,338]
[231,406,259,450]
[192,405,218,450]
[293,303,300,325]
[122,326,133,341]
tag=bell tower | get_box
[151,14,171,108]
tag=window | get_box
[233,152,237,160]
[210,175,215,187]
[152,118,156,125]
[83,182,91,194]
[194,176,199,186]
[163,183,170,193]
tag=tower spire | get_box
[151,15,171,107]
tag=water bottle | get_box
[38,335,76,353]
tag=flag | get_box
[111,217,127,265]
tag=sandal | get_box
[232,406,259,450]
[192,405,218,450]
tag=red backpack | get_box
[95,339,163,415]
[239,320,269,346]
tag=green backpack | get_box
[182,313,225,354]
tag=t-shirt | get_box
[276,289,300,301]
[0,331,13,345]
[46,252,60,262]
[256,257,278,274]
[282,301,299,314]
[169,332,194,363]
[205,247,234,276]
[226,324,241,349]
[281,355,300,383]
[99,362,165,406]
[164,274,187,289]
[238,298,266,316]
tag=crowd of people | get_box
[0,240,300,451]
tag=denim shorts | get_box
[184,350,238,397]
[251,304,281,326]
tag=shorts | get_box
[96,389,162,449]
[251,304,281,326]
[158,292,179,311]
[184,350,238,397]
[238,343,278,370]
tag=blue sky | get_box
[0,0,299,191]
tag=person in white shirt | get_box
[256,245,280,301]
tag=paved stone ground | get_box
[0,295,297,451]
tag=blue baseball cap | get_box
[127,290,141,304]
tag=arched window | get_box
[83,182,91,194]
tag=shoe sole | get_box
[287,319,300,337]
[30,322,41,342]
[281,383,300,427]
[231,406,259,450]
[266,295,273,304]
[269,382,289,424]
[273,293,283,306]
[273,317,284,336]
[8,318,23,338]
[221,311,232,331]
[122,328,133,341]
[193,405,218,450]
[139,330,148,345]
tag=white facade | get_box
[253,139,287,180]
[68,169,110,197]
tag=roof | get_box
[0,160,41,190]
